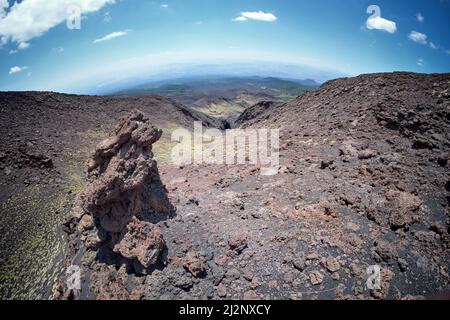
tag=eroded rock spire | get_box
[64,110,174,275]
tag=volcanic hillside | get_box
[0,72,449,300]
[59,72,450,300]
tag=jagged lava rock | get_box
[113,216,165,268]
[81,109,172,233]
[63,109,175,291]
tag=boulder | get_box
[183,251,206,278]
[113,217,165,268]
[385,189,422,229]
[228,235,248,254]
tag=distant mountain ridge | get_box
[78,61,338,96]
[109,75,319,125]
[109,75,319,96]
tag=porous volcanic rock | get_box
[113,216,166,268]
[60,110,175,299]
[82,109,171,233]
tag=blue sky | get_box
[0,0,449,93]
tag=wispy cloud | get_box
[408,31,427,45]
[51,47,65,53]
[417,58,424,67]
[416,13,424,22]
[0,0,115,46]
[18,41,30,50]
[429,42,437,49]
[160,4,168,9]
[103,11,112,23]
[366,16,397,33]
[8,41,30,54]
[93,31,129,44]
[9,66,28,74]
[233,11,278,22]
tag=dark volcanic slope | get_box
[241,72,450,210]
[0,92,210,299]
[59,72,449,300]
[241,72,450,236]
[235,100,281,127]
[231,72,450,295]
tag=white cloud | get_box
[18,41,30,50]
[0,0,115,45]
[233,11,278,22]
[408,31,427,45]
[446,50,450,55]
[417,59,424,67]
[233,16,247,22]
[9,66,28,74]
[366,16,397,33]
[416,13,424,22]
[8,41,29,54]
[429,42,437,49]
[160,4,168,9]
[93,30,128,43]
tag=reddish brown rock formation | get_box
[82,109,171,233]
[63,110,174,293]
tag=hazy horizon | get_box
[1,0,449,93]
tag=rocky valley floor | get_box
[0,72,449,300]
